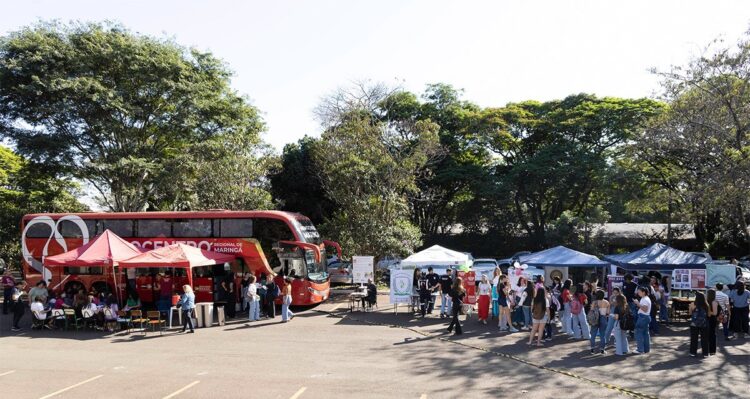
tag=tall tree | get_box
[0,22,266,211]
[486,94,663,248]
[639,31,750,252]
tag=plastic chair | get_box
[31,311,47,330]
[63,308,81,331]
[81,309,98,331]
[146,311,165,335]
[103,308,118,332]
[116,310,132,333]
[130,310,148,334]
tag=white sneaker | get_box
[510,328,519,333]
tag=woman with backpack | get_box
[570,284,591,340]
[528,286,549,346]
[589,290,610,354]
[689,291,710,358]
[706,289,719,356]
[560,279,573,335]
[447,277,466,335]
[612,293,631,355]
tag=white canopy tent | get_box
[397,245,473,273]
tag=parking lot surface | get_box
[1,293,748,399]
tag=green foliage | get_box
[0,146,87,263]
[0,22,267,211]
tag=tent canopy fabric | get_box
[604,243,707,271]
[119,243,236,268]
[44,229,143,267]
[399,245,473,269]
[517,246,610,268]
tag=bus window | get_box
[173,219,212,238]
[217,219,253,238]
[26,222,52,238]
[57,219,90,238]
[102,220,134,237]
[137,219,171,237]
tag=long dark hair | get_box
[694,292,708,312]
[737,282,746,295]
[706,289,716,305]
[533,286,547,314]
[525,281,534,297]
[453,277,465,294]
[615,294,628,315]
[661,276,670,293]
[562,279,572,291]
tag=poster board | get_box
[607,275,624,298]
[690,269,706,289]
[389,268,413,304]
[352,256,374,284]
[672,269,691,290]
[456,270,477,305]
[706,264,735,287]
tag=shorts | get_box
[533,316,548,324]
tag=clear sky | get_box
[2,0,749,150]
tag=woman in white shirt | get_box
[247,275,260,321]
[633,286,652,354]
[477,274,492,324]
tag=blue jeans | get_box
[613,322,629,355]
[603,315,616,345]
[649,312,659,333]
[248,300,260,321]
[590,315,608,351]
[522,306,531,328]
[561,302,572,334]
[659,300,669,322]
[635,314,651,353]
[571,311,591,339]
[281,295,294,321]
[440,292,452,316]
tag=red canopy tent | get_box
[44,229,143,302]
[118,243,237,288]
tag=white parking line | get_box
[289,386,307,399]
[0,370,16,377]
[162,380,200,399]
[420,394,427,399]
[329,304,341,312]
[38,375,103,399]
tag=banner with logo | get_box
[456,270,477,305]
[389,268,413,304]
[706,264,736,287]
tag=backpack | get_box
[620,310,635,331]
[691,307,708,329]
[570,298,583,315]
[587,301,599,327]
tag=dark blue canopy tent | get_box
[518,246,610,268]
[604,243,707,271]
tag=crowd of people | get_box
[412,266,750,358]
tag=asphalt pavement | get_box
[0,293,747,399]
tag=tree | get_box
[311,83,441,257]
[0,146,87,263]
[486,94,664,248]
[0,22,266,211]
[638,32,750,252]
[269,136,333,225]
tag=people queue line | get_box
[411,266,750,357]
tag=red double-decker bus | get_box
[20,211,338,306]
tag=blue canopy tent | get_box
[604,243,707,271]
[518,246,610,268]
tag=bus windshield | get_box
[292,217,322,245]
[305,249,328,282]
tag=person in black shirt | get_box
[417,271,431,318]
[426,267,441,314]
[439,269,454,318]
[447,277,466,335]
[622,273,638,337]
